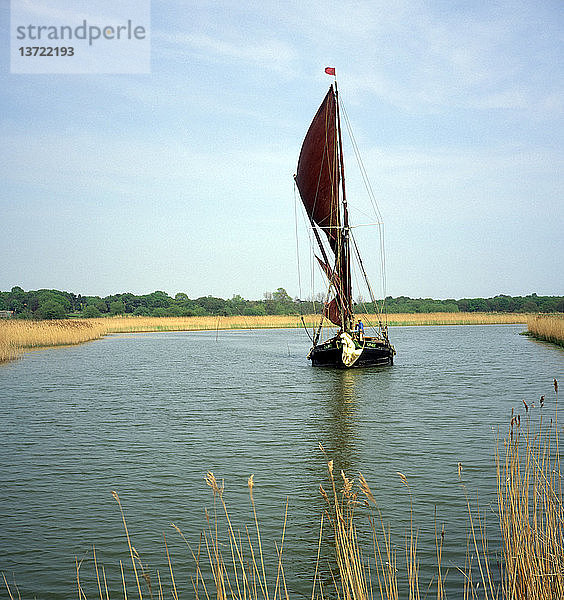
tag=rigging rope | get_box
[340,101,388,307]
[295,184,332,341]
[293,182,303,302]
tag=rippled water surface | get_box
[1,325,562,598]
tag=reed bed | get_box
[0,319,106,363]
[497,379,563,598]
[7,379,557,600]
[0,312,533,363]
[526,314,564,346]
[383,312,529,326]
[103,312,529,333]
[100,314,307,333]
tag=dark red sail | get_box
[316,255,343,326]
[295,86,340,252]
[324,298,341,326]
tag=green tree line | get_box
[0,287,562,320]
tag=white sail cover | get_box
[340,332,362,367]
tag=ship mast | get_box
[335,81,353,332]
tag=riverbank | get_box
[0,312,531,363]
[526,314,564,346]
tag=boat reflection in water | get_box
[322,369,361,474]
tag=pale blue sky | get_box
[1,0,562,300]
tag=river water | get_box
[0,324,562,599]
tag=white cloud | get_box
[154,30,298,76]
[279,0,563,114]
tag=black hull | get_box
[309,338,394,368]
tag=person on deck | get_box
[355,319,364,342]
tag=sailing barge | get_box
[295,74,395,368]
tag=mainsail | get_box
[295,85,351,328]
[295,87,340,253]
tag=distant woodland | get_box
[1,287,563,320]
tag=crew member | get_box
[355,319,364,341]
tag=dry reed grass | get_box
[497,379,563,598]
[526,314,564,346]
[0,319,107,363]
[315,447,431,600]
[101,314,308,333]
[384,312,529,326]
[102,312,530,334]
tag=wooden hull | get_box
[309,336,394,368]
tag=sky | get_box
[1,0,562,301]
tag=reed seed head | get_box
[397,471,409,489]
[359,473,375,505]
[340,471,353,496]
[170,522,182,535]
[319,484,329,503]
[205,471,223,496]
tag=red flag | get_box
[324,67,336,76]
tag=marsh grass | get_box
[526,314,564,346]
[384,312,529,327]
[496,380,563,598]
[316,453,418,600]
[0,319,106,363]
[102,312,529,333]
[102,314,309,333]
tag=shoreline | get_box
[0,312,536,363]
[525,314,564,347]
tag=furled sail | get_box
[295,86,340,253]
